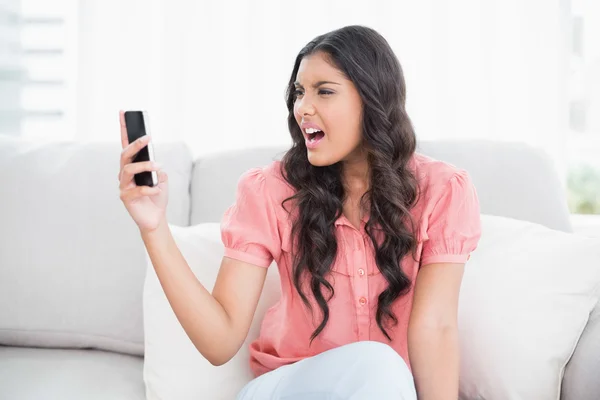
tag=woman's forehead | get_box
[296,54,345,84]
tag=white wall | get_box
[75,0,569,163]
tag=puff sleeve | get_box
[420,170,482,266]
[220,168,281,268]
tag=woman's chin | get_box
[307,151,324,166]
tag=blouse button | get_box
[358,268,365,276]
[359,297,367,306]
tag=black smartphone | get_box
[124,110,158,187]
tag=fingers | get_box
[157,170,168,184]
[119,110,129,148]
[119,161,162,189]
[120,134,151,170]
[119,184,161,203]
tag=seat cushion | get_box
[0,346,144,400]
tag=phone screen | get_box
[124,110,158,187]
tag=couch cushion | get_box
[0,137,193,355]
[189,140,572,233]
[143,223,282,399]
[458,215,600,399]
[561,303,600,400]
[0,346,144,400]
[191,146,287,225]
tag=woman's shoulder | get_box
[411,152,470,188]
[238,160,295,203]
[255,160,293,191]
[410,152,474,210]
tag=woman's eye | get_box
[292,89,333,98]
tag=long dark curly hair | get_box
[280,25,422,343]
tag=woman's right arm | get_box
[142,219,267,366]
[117,110,267,366]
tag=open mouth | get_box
[305,129,325,143]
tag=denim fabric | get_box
[236,341,417,400]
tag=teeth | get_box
[305,127,322,134]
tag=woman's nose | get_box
[296,97,315,116]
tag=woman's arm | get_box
[408,262,465,400]
[142,217,268,366]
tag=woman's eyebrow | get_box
[294,80,341,88]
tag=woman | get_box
[118,25,481,400]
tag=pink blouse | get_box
[220,152,482,377]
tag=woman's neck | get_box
[342,157,370,199]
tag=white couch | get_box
[0,136,598,399]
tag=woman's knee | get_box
[334,341,416,399]
[345,341,403,361]
[238,341,416,400]
[341,341,411,374]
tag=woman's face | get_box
[293,51,365,167]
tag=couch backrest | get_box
[190,140,573,232]
[0,137,193,355]
[0,137,573,357]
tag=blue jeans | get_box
[236,341,418,400]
